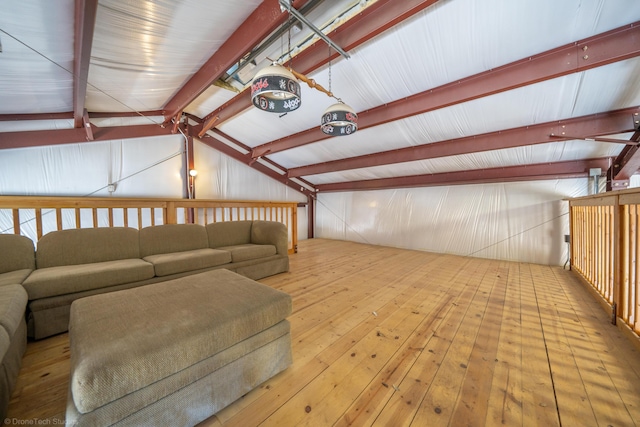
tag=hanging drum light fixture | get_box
[321,102,358,136]
[251,63,301,113]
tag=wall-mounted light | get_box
[188,169,197,200]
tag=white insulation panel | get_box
[315,179,591,266]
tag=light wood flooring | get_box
[6,238,640,426]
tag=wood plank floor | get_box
[6,238,640,426]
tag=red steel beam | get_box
[609,130,640,190]
[194,129,315,197]
[288,107,639,178]
[184,113,317,194]
[201,0,441,134]
[0,112,74,122]
[161,0,309,123]
[252,21,640,157]
[73,0,99,128]
[0,124,174,150]
[316,158,613,192]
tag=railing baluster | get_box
[56,208,63,230]
[35,208,43,239]
[12,209,20,235]
[0,197,298,265]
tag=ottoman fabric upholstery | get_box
[67,269,293,426]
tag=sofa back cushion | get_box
[0,234,35,273]
[206,221,252,248]
[139,223,209,257]
[36,227,140,268]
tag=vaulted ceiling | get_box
[1,0,639,198]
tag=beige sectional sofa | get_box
[0,220,290,422]
[22,220,289,340]
[0,234,34,420]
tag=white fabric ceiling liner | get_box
[0,0,74,114]
[86,0,262,112]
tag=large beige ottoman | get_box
[65,269,292,426]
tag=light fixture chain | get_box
[288,16,293,64]
[328,44,332,94]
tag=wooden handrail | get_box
[0,196,298,254]
[568,188,640,339]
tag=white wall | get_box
[315,178,591,266]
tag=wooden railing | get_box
[569,189,640,338]
[0,196,298,254]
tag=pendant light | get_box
[320,56,357,136]
[321,102,358,136]
[251,63,301,113]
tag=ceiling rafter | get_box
[287,107,640,178]
[316,158,613,192]
[161,0,311,124]
[185,113,316,196]
[250,21,640,158]
[608,129,640,190]
[73,0,99,129]
[0,124,174,150]
[192,126,316,197]
[199,0,442,136]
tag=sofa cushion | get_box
[0,234,35,273]
[0,269,32,287]
[36,227,140,268]
[139,224,209,258]
[23,259,155,300]
[0,285,28,338]
[206,221,252,248]
[143,248,231,277]
[217,244,277,263]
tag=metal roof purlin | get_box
[287,107,640,178]
[316,158,614,192]
[0,124,174,150]
[608,130,640,190]
[251,21,640,158]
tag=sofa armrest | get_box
[0,234,35,273]
[251,221,288,255]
